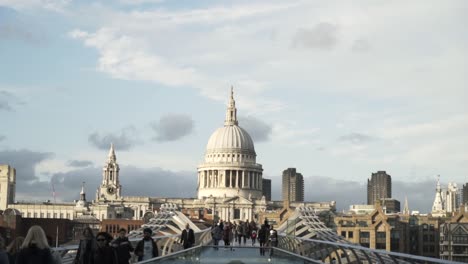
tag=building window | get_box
[53,213,57,218]
[40,213,44,218]
[234,209,240,219]
[60,213,63,218]
[360,231,370,248]
[376,232,386,249]
[66,213,70,219]
[341,231,346,237]
[47,213,50,218]
[348,231,354,238]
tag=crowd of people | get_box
[210,219,278,256]
[0,225,153,264]
[73,227,159,264]
[0,218,278,264]
[0,225,62,264]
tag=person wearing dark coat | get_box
[74,227,96,264]
[111,228,134,264]
[135,228,158,261]
[258,224,268,256]
[180,224,195,249]
[15,225,54,264]
[93,232,118,264]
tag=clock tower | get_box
[97,143,122,201]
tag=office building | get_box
[282,168,304,202]
[367,171,391,205]
[262,178,271,201]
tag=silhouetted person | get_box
[74,227,96,264]
[94,232,117,264]
[111,228,134,264]
[180,224,195,249]
[258,224,268,256]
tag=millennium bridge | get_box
[55,205,461,264]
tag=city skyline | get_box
[0,1,466,213]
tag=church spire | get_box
[431,175,445,216]
[108,143,116,162]
[80,182,86,201]
[403,196,409,215]
[224,86,238,126]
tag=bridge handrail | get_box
[279,234,463,264]
[55,228,212,264]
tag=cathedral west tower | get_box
[97,143,122,201]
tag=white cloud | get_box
[63,1,467,185]
[270,121,320,147]
[378,114,468,139]
[0,0,71,12]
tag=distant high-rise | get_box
[282,168,304,202]
[446,182,459,213]
[262,179,271,201]
[367,171,391,205]
[0,164,16,211]
[463,183,468,205]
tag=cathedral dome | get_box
[197,88,263,201]
[206,125,255,154]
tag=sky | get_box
[0,0,467,213]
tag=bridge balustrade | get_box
[277,234,463,264]
[54,228,212,264]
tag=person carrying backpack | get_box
[251,230,257,246]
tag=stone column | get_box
[209,170,212,188]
